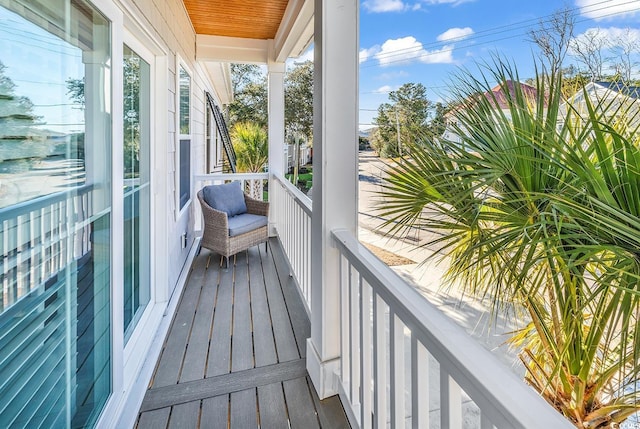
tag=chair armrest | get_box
[244,195,269,217]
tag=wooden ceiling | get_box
[183,0,290,40]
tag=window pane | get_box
[179,138,190,209]
[123,45,150,343]
[0,1,111,427]
[179,67,190,134]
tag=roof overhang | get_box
[195,0,313,64]
[203,62,233,105]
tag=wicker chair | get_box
[197,188,269,267]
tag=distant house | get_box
[442,80,541,145]
[559,81,640,125]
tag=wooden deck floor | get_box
[136,238,349,428]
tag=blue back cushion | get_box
[203,182,247,217]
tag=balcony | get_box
[132,173,572,428]
[136,240,348,428]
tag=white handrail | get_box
[194,172,269,183]
[332,228,573,429]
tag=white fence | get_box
[332,229,573,429]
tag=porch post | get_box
[308,0,359,398]
[267,53,286,236]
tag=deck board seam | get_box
[268,238,306,358]
[260,244,281,364]
[140,358,307,412]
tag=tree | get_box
[227,64,268,129]
[285,60,314,185]
[427,101,446,138]
[66,77,85,108]
[373,83,431,158]
[570,28,608,81]
[231,121,268,199]
[123,54,142,177]
[0,61,44,162]
[527,6,575,75]
[285,60,313,142]
[377,61,640,428]
[610,28,640,83]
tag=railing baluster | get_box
[441,367,462,429]
[411,334,429,429]
[340,253,351,389]
[373,293,387,429]
[8,216,17,305]
[360,279,372,428]
[349,265,360,408]
[390,311,405,428]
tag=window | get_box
[178,66,191,211]
[123,44,151,343]
[0,1,112,426]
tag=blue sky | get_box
[357,0,640,129]
[0,7,84,134]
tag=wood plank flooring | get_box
[136,238,349,428]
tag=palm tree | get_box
[231,121,268,199]
[377,60,640,428]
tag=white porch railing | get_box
[0,185,93,312]
[193,172,269,200]
[193,173,572,428]
[332,229,573,429]
[271,174,312,312]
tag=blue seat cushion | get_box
[203,181,247,217]
[227,213,268,237]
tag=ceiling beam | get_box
[196,35,269,64]
[273,0,314,62]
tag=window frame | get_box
[175,57,192,217]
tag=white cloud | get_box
[422,0,475,5]
[286,47,314,68]
[436,27,474,42]
[360,46,381,63]
[576,0,640,20]
[362,0,406,13]
[374,85,395,93]
[297,47,314,63]
[377,70,410,80]
[597,27,640,47]
[569,27,640,55]
[373,36,454,66]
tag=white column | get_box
[268,53,286,236]
[307,0,359,399]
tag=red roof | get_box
[484,80,540,109]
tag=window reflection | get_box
[123,45,151,343]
